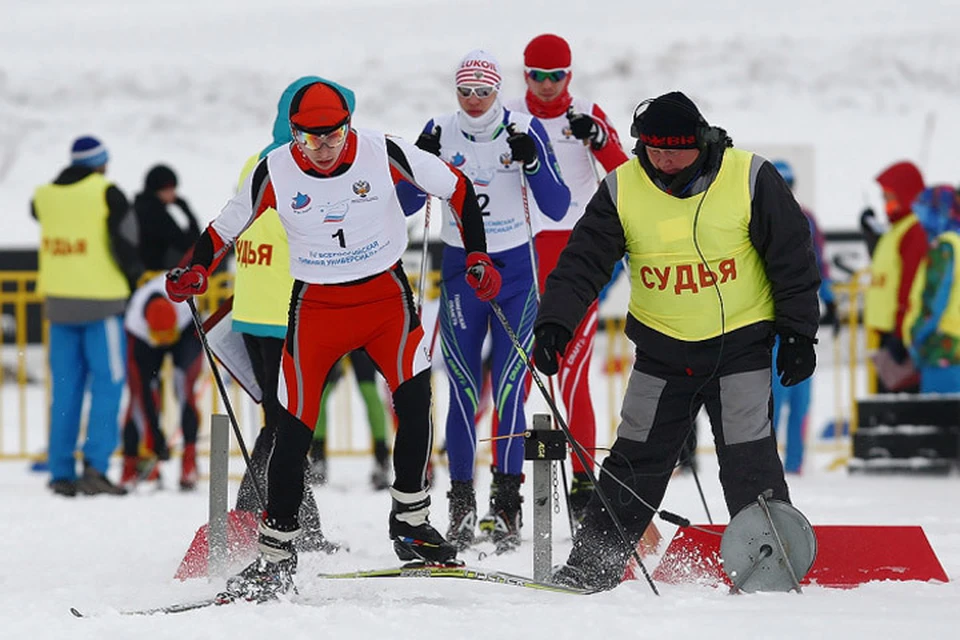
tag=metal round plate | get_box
[720,499,817,592]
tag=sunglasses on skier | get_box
[456,85,497,99]
[525,68,570,83]
[291,123,350,150]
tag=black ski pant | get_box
[587,334,790,536]
[122,331,202,458]
[267,369,433,523]
[236,333,324,542]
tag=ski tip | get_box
[69,607,85,618]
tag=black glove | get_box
[820,301,840,336]
[566,109,604,148]
[776,332,817,387]
[532,323,572,376]
[506,126,539,170]
[860,207,883,257]
[415,125,442,156]
[880,333,910,364]
[860,207,886,234]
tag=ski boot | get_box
[120,456,139,489]
[551,505,634,592]
[77,461,128,496]
[49,478,78,497]
[370,440,390,491]
[446,480,477,551]
[478,469,522,553]
[568,472,595,526]
[221,517,299,602]
[180,443,198,491]
[307,439,328,486]
[389,488,458,564]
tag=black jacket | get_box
[537,143,821,356]
[31,165,143,290]
[134,192,201,270]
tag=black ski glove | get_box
[533,323,572,376]
[415,125,442,156]
[507,126,539,171]
[566,109,605,148]
[776,332,818,387]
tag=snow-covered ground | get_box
[2,0,960,637]
[3,334,959,638]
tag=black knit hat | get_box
[636,91,704,149]
[145,164,177,191]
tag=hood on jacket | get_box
[913,185,960,239]
[876,161,925,223]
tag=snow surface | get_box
[2,0,960,637]
[3,332,959,639]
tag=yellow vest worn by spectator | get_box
[33,172,130,300]
[865,213,919,333]
[615,147,775,341]
[904,231,960,345]
[231,154,294,338]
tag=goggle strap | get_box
[293,119,350,136]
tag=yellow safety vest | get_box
[33,173,130,300]
[903,258,925,347]
[616,148,774,341]
[864,213,919,332]
[231,154,294,338]
[904,232,960,345]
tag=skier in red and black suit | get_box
[166,80,498,601]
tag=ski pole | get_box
[483,295,659,595]
[416,197,432,317]
[507,123,542,304]
[186,296,267,511]
[508,122,577,536]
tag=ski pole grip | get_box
[659,510,691,527]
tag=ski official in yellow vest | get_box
[532,92,821,591]
[232,153,293,338]
[31,135,142,497]
[861,161,928,393]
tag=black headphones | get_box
[629,96,724,150]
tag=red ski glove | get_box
[165,265,208,303]
[465,252,502,302]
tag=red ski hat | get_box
[524,34,571,69]
[289,82,351,133]
[145,295,179,346]
[876,161,925,222]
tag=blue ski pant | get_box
[919,366,960,393]
[772,338,810,473]
[48,316,126,481]
[440,244,537,482]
